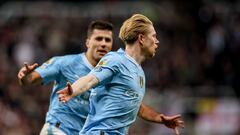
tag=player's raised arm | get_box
[17,62,41,86]
[57,74,99,103]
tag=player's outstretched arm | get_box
[57,74,99,103]
[17,62,41,86]
[138,103,184,135]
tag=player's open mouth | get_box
[97,50,108,55]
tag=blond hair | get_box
[119,14,153,44]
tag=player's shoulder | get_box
[58,53,83,59]
[105,51,119,57]
[104,49,124,59]
[102,52,121,63]
[50,53,82,65]
[100,50,125,66]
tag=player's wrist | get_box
[18,78,24,86]
[18,75,28,86]
[156,114,164,124]
[19,73,33,86]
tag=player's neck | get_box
[125,45,145,65]
[85,51,97,67]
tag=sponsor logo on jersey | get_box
[124,89,139,98]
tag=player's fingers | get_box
[57,90,66,96]
[178,123,185,129]
[176,120,184,128]
[63,99,68,103]
[58,97,62,102]
[174,127,179,135]
[57,90,64,94]
[31,63,39,70]
[168,120,184,129]
[67,82,73,95]
[171,114,181,120]
[18,72,23,79]
[24,62,30,71]
[58,95,65,101]
[58,94,63,98]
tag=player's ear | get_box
[86,39,90,48]
[138,34,144,46]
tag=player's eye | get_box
[96,37,103,41]
[105,38,111,42]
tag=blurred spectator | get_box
[207,22,226,56]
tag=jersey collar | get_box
[118,48,141,68]
[81,53,94,69]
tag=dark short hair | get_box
[87,20,113,38]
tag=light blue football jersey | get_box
[35,53,93,135]
[80,49,146,135]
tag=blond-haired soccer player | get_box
[58,14,184,135]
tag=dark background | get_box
[0,0,239,134]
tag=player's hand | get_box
[57,82,73,103]
[17,62,38,85]
[161,114,184,135]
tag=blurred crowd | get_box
[0,1,239,135]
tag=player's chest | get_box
[118,67,145,93]
[61,65,91,83]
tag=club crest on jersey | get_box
[139,76,144,88]
[94,59,108,72]
[41,58,54,69]
[45,58,54,65]
[98,59,108,66]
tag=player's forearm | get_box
[71,74,99,96]
[138,103,163,123]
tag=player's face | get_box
[142,25,159,58]
[86,29,113,61]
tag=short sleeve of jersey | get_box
[90,53,121,85]
[35,57,61,85]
